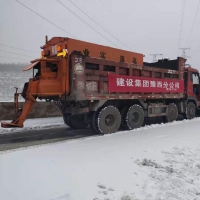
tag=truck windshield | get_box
[192,73,199,84]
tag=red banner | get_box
[108,74,184,93]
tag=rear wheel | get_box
[184,102,196,119]
[95,106,121,134]
[90,112,99,133]
[63,114,89,129]
[120,105,130,130]
[125,105,144,130]
[165,103,178,122]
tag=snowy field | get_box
[1,117,200,200]
[0,70,31,101]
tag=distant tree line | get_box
[0,63,29,71]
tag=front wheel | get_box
[63,113,71,127]
[63,114,89,129]
[184,102,196,119]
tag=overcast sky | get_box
[0,0,200,69]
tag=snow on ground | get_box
[0,117,64,134]
[1,118,200,200]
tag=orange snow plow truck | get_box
[1,36,200,134]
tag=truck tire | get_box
[125,105,144,130]
[90,111,99,133]
[63,114,72,127]
[121,105,130,129]
[96,106,121,134]
[63,114,89,129]
[184,102,196,119]
[165,103,178,122]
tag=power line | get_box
[57,0,118,48]
[188,0,200,42]
[68,0,132,50]
[99,0,111,14]
[99,0,105,7]
[15,0,76,38]
[178,0,186,49]
[0,50,35,58]
[0,56,29,61]
[0,43,38,54]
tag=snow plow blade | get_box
[1,98,35,129]
[1,122,23,128]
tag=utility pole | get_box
[149,54,163,62]
[179,47,190,58]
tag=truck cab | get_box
[184,66,200,106]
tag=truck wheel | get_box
[96,106,121,134]
[90,112,99,133]
[70,114,90,129]
[125,105,144,130]
[185,102,196,119]
[63,114,89,129]
[63,114,72,127]
[165,103,178,122]
[121,105,130,129]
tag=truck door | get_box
[190,72,200,100]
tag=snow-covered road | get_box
[0,117,64,134]
[1,118,200,200]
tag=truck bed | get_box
[69,53,185,101]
